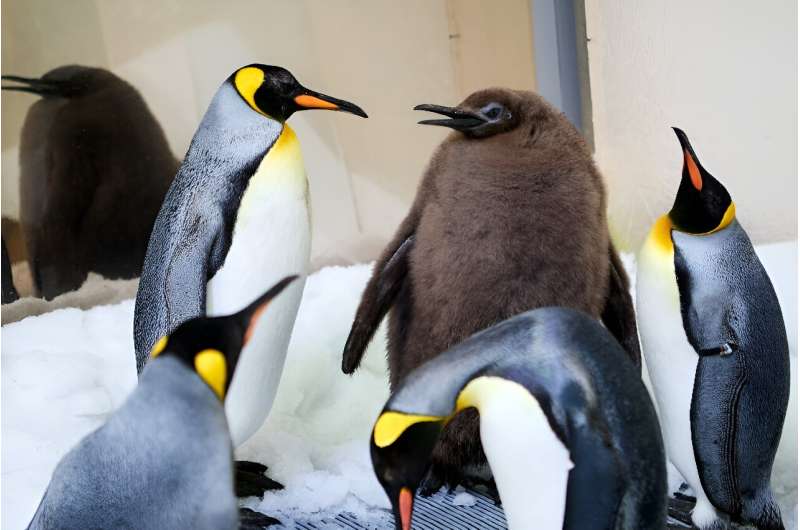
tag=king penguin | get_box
[342,88,640,490]
[637,128,789,530]
[134,64,366,494]
[370,307,666,530]
[26,276,297,530]
[2,66,179,299]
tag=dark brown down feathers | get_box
[10,66,178,299]
[343,88,639,488]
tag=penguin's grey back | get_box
[673,220,789,521]
[133,82,281,370]
[27,356,237,530]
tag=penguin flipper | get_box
[135,207,229,373]
[341,234,415,374]
[601,244,641,367]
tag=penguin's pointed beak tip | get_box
[671,126,691,148]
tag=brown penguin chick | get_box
[2,66,179,299]
[342,88,640,491]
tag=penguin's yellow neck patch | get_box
[234,66,267,117]
[647,215,674,254]
[373,376,536,449]
[373,412,443,448]
[194,349,227,400]
[456,376,531,412]
[703,202,736,234]
[149,336,168,358]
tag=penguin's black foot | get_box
[667,494,696,528]
[235,460,283,499]
[419,463,466,497]
[239,507,281,529]
[674,482,696,502]
[464,477,501,506]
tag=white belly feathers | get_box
[637,216,720,526]
[206,125,311,447]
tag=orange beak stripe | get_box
[399,487,413,530]
[244,302,270,345]
[294,94,339,110]
[684,150,703,191]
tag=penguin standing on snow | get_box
[342,88,640,490]
[637,128,789,530]
[370,307,666,530]
[134,64,366,496]
[2,66,178,299]
[27,276,297,530]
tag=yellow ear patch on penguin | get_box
[373,412,442,448]
[149,336,168,358]
[194,349,227,400]
[234,66,267,117]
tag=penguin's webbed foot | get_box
[464,477,501,506]
[235,460,283,499]
[239,507,281,529]
[419,462,467,497]
[667,494,695,528]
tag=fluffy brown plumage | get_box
[343,88,639,489]
[4,66,178,299]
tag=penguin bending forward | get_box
[637,128,789,530]
[370,307,666,530]
[343,88,640,490]
[134,64,366,494]
[27,277,297,530]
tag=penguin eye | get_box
[481,103,507,121]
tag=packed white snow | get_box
[1,245,797,529]
[451,486,478,507]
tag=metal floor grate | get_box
[280,491,694,529]
[284,489,505,529]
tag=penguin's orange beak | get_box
[293,88,367,118]
[398,487,414,530]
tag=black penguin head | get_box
[230,64,367,122]
[370,411,445,530]
[414,88,525,138]
[148,275,298,400]
[668,128,735,234]
[2,65,121,98]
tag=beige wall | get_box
[1,0,536,267]
[584,0,798,249]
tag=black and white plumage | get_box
[370,307,666,530]
[637,128,789,530]
[26,277,296,530]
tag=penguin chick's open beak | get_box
[294,89,368,118]
[1,75,64,97]
[414,103,487,131]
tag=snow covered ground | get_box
[2,245,797,529]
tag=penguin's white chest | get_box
[206,125,311,447]
[462,376,573,530]
[636,220,705,498]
